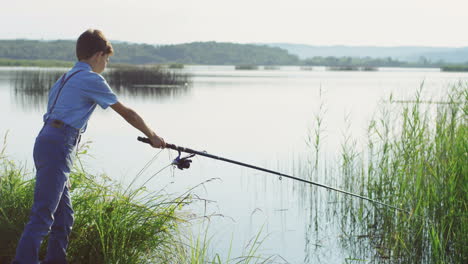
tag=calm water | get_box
[1,66,467,263]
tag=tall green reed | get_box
[337,84,467,263]
[301,83,466,263]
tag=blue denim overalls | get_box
[13,71,82,264]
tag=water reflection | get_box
[11,70,64,111]
[10,69,191,109]
[293,150,379,263]
[113,84,191,101]
[12,70,64,92]
[105,66,192,101]
[12,88,48,112]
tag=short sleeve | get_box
[81,73,118,109]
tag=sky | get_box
[1,0,467,47]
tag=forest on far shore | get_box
[1,39,466,68]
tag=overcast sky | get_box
[1,0,467,47]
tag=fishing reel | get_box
[172,150,195,170]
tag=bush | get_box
[0,153,190,263]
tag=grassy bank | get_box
[0,144,277,263]
[441,65,468,72]
[0,58,74,68]
[0,153,189,263]
[334,85,468,263]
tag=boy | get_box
[12,29,165,264]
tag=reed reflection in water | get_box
[298,86,467,263]
[11,70,64,111]
[10,67,192,109]
[113,84,191,100]
[105,66,192,100]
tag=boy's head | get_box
[76,29,114,61]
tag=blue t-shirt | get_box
[43,62,118,131]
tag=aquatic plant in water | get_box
[338,84,467,263]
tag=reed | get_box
[12,70,65,92]
[264,66,280,70]
[361,66,378,71]
[168,63,185,69]
[235,65,259,70]
[327,66,378,71]
[336,84,468,263]
[9,68,191,108]
[327,66,360,71]
[10,70,65,110]
[105,66,191,90]
[440,65,468,72]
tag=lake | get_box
[1,65,466,263]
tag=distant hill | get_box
[264,43,468,63]
[1,39,467,67]
[0,40,300,65]
[417,48,468,63]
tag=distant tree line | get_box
[302,56,454,68]
[0,39,465,67]
[0,40,299,65]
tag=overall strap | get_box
[47,70,83,119]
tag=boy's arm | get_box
[110,101,165,148]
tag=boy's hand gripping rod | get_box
[137,137,408,214]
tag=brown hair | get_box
[76,29,114,60]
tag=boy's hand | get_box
[149,134,166,149]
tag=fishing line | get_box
[138,137,410,214]
[139,164,173,188]
[126,149,163,193]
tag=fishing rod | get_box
[137,137,408,214]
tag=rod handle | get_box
[137,136,176,149]
[137,136,151,144]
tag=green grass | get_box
[0,153,189,263]
[0,58,74,68]
[235,65,259,70]
[168,63,185,69]
[0,138,278,263]
[333,84,468,263]
[441,65,468,72]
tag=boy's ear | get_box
[92,51,104,58]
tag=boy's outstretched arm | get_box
[111,101,165,148]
